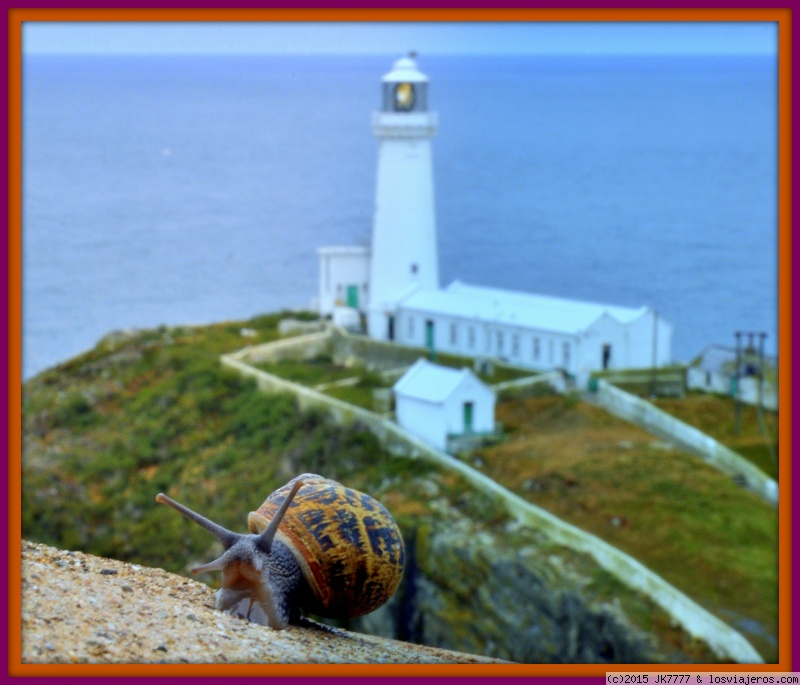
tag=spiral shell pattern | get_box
[247,473,405,619]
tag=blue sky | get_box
[23,21,777,56]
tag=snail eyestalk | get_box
[155,493,241,550]
[257,479,304,552]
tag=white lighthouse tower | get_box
[367,53,440,341]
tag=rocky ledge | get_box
[20,540,508,664]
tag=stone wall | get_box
[593,380,778,507]
[236,330,333,365]
[492,370,566,398]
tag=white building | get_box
[317,245,370,317]
[393,358,496,450]
[393,280,671,387]
[316,54,673,384]
[687,344,778,410]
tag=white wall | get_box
[395,309,580,374]
[395,396,447,448]
[687,368,778,412]
[368,136,439,342]
[625,309,673,368]
[443,374,495,437]
[394,306,672,379]
[318,248,370,316]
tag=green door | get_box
[463,401,474,433]
[425,320,436,361]
[425,320,434,348]
[346,285,359,308]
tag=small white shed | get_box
[317,245,371,316]
[392,358,496,450]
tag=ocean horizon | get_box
[21,53,778,380]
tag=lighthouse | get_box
[367,53,440,340]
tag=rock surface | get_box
[19,540,509,664]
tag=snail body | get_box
[155,473,405,629]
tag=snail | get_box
[155,473,405,629]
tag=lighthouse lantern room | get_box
[367,54,440,340]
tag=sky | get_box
[22,21,777,56]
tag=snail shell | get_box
[155,473,405,629]
[247,473,405,619]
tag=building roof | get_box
[397,280,649,335]
[382,56,428,83]
[317,245,370,256]
[393,358,486,403]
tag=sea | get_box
[21,53,778,381]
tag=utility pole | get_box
[758,332,767,412]
[650,308,658,398]
[733,329,768,436]
[734,331,742,435]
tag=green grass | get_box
[479,395,779,662]
[255,356,359,386]
[652,394,779,479]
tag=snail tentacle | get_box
[155,493,242,550]
[256,479,304,552]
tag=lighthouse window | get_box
[410,263,418,274]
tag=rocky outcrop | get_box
[350,520,698,664]
[19,540,509,665]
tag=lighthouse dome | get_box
[382,55,428,83]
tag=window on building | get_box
[496,331,504,354]
[408,316,415,338]
[511,334,519,357]
[533,337,540,360]
[562,342,570,366]
[410,263,418,274]
[467,326,475,349]
[450,322,458,345]
[548,339,554,363]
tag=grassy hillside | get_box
[20,314,776,662]
[22,314,442,572]
[472,395,778,662]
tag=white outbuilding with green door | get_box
[393,358,496,451]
